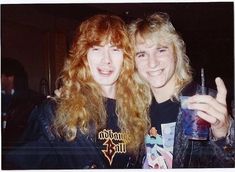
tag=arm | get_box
[3,100,58,169]
[187,77,235,167]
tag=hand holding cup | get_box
[187,77,229,139]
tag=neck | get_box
[151,75,176,103]
[101,84,116,99]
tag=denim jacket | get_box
[173,82,235,168]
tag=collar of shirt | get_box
[1,89,15,95]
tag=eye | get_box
[111,47,120,52]
[158,47,168,53]
[91,46,100,51]
[136,52,146,58]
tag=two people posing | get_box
[4,13,234,169]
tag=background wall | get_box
[1,5,78,95]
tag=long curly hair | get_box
[53,14,150,153]
[128,12,193,100]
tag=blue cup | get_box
[180,96,210,140]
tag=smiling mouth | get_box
[147,69,164,76]
[98,68,113,76]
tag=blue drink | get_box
[180,96,210,140]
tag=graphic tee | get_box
[143,98,179,169]
[97,98,131,168]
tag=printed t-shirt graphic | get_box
[98,129,130,165]
[143,122,176,169]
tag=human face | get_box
[1,74,14,94]
[135,35,176,89]
[87,43,124,87]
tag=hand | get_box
[54,88,62,97]
[187,77,229,139]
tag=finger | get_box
[54,88,62,97]
[188,102,225,121]
[188,95,227,115]
[196,111,218,124]
[196,111,225,128]
[215,77,227,105]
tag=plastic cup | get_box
[180,96,210,140]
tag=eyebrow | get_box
[136,51,145,56]
[92,45,103,48]
[110,45,119,48]
[157,45,168,49]
[93,44,118,48]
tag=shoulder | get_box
[31,97,56,119]
[39,97,57,113]
[28,97,58,141]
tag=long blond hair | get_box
[128,12,193,100]
[53,14,150,153]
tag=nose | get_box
[148,54,158,68]
[101,50,111,65]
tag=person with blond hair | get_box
[4,14,149,169]
[128,12,234,168]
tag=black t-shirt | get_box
[150,97,179,135]
[106,98,119,130]
[97,98,132,168]
[143,97,180,169]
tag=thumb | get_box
[215,77,227,105]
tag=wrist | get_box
[210,117,232,141]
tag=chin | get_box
[150,82,166,89]
[97,80,116,86]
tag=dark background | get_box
[1,2,234,106]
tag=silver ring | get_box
[213,119,220,126]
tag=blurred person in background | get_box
[1,58,45,153]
